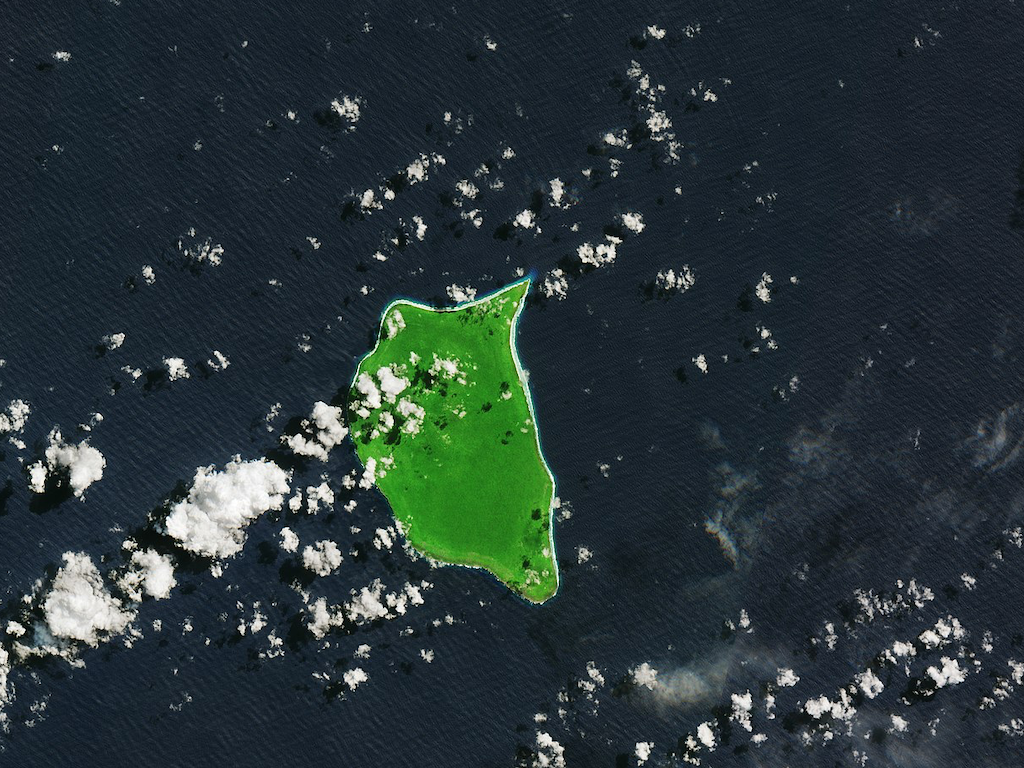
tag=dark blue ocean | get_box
[3,1,1024,765]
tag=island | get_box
[347,278,559,603]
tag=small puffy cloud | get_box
[926,657,966,688]
[206,350,230,371]
[27,461,47,493]
[0,645,10,706]
[549,178,572,208]
[164,357,190,381]
[358,456,377,489]
[305,579,430,638]
[305,481,335,514]
[177,229,223,266]
[776,668,800,687]
[279,526,299,553]
[0,399,30,435]
[164,457,291,559]
[28,428,106,497]
[534,732,566,768]
[302,540,343,576]
[101,333,125,351]
[635,741,654,764]
[42,552,134,646]
[282,401,348,462]
[654,266,696,294]
[446,284,477,303]
[119,549,177,601]
[376,366,408,402]
[577,239,619,268]
[514,209,538,231]
[854,668,884,698]
[696,722,716,749]
[541,268,568,300]
[620,211,645,233]
[330,95,362,127]
[343,667,368,690]
[353,372,382,414]
[631,662,659,690]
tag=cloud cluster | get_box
[27,428,106,498]
[176,228,224,266]
[42,552,135,647]
[282,401,348,462]
[0,399,30,437]
[164,357,190,381]
[302,540,343,577]
[306,579,430,638]
[118,548,177,601]
[164,457,291,559]
[101,332,125,351]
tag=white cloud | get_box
[206,350,230,370]
[533,731,566,768]
[635,741,653,764]
[549,178,571,208]
[27,461,47,493]
[927,657,966,688]
[654,266,696,293]
[302,540,343,577]
[164,357,190,381]
[305,579,430,638]
[514,209,538,230]
[397,398,425,434]
[42,552,134,647]
[164,457,291,559]
[577,239,619,267]
[28,428,106,498]
[731,690,753,731]
[696,722,716,749]
[631,662,659,690]
[101,333,125,351]
[343,667,368,690]
[854,668,884,698]
[305,481,334,514]
[776,668,800,687]
[330,95,362,127]
[620,211,645,233]
[0,399,30,435]
[177,229,223,266]
[0,645,10,708]
[385,309,406,339]
[376,366,408,403]
[455,179,479,199]
[358,456,377,489]
[541,268,568,300]
[119,549,176,601]
[282,401,348,462]
[446,284,477,303]
[279,526,299,553]
[354,372,382,414]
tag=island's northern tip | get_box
[347,278,558,603]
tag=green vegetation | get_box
[347,278,558,603]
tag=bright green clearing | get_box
[347,278,558,603]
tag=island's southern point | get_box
[346,277,559,603]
